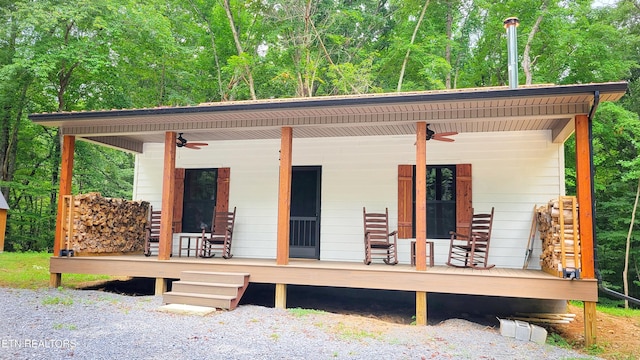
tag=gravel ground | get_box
[0,287,601,360]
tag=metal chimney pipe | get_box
[503,17,520,89]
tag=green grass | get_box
[570,299,640,318]
[53,323,77,330]
[547,332,572,348]
[42,295,74,306]
[0,252,113,289]
[333,322,380,341]
[288,307,326,317]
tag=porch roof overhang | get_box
[29,82,628,153]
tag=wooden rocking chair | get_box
[143,207,162,257]
[199,207,236,259]
[447,207,495,269]
[363,207,398,265]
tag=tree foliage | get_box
[1,0,639,300]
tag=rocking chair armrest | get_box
[449,231,470,241]
[388,230,398,237]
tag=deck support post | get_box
[159,132,176,261]
[584,301,597,345]
[49,273,62,288]
[575,114,597,346]
[0,208,6,252]
[415,122,427,271]
[51,135,75,288]
[415,291,427,325]
[276,127,293,265]
[275,283,287,309]
[155,278,167,295]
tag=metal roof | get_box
[29,82,628,153]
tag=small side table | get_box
[411,240,434,267]
[178,235,200,257]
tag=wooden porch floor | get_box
[50,254,597,302]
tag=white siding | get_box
[133,130,563,269]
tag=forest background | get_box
[1,0,639,302]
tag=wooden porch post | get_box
[159,131,176,262]
[415,122,428,325]
[275,127,292,309]
[575,114,597,346]
[51,135,75,288]
[415,122,427,271]
[276,127,292,265]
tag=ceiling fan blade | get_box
[184,143,207,149]
[433,136,455,142]
[435,131,458,137]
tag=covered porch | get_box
[30,81,628,345]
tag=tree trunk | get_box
[397,0,430,92]
[623,177,640,309]
[445,0,453,89]
[222,0,257,100]
[187,0,225,101]
[522,1,547,85]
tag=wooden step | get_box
[163,271,250,310]
[179,270,249,285]
[172,281,242,297]
[163,292,235,309]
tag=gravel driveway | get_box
[0,287,600,360]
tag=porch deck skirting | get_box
[50,256,597,302]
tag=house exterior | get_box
[138,131,559,267]
[30,82,628,346]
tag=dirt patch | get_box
[553,303,640,360]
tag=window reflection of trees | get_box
[416,165,457,239]
[183,169,217,233]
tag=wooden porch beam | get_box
[415,122,427,271]
[276,127,293,265]
[51,135,75,288]
[159,131,176,261]
[575,114,596,346]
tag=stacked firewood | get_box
[537,197,580,275]
[64,193,149,255]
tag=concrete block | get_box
[498,318,516,337]
[529,324,548,344]
[515,320,531,341]
[157,303,217,316]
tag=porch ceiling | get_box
[29,82,627,153]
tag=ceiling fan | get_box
[414,124,458,144]
[425,124,458,142]
[176,133,208,150]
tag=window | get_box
[181,168,217,233]
[413,165,456,239]
[398,164,471,240]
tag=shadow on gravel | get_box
[79,277,514,326]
